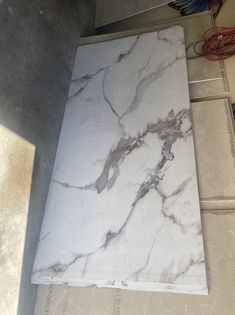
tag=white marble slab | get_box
[32,26,207,294]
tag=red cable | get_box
[202,27,235,60]
[189,27,235,61]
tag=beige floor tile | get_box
[95,0,172,27]
[34,285,115,315]
[0,125,35,315]
[192,99,235,209]
[97,3,180,31]
[216,0,235,103]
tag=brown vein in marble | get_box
[97,108,191,194]
[68,79,90,101]
[52,179,94,191]
[126,178,192,281]
[155,177,192,231]
[102,68,121,119]
[101,44,184,122]
[99,109,192,249]
[53,108,191,194]
[69,34,184,123]
[101,53,184,121]
[69,35,140,100]
[160,257,205,283]
[120,54,184,119]
[33,109,192,276]
[39,232,51,242]
[33,249,101,275]
[132,47,155,79]
[81,256,89,278]
[129,228,162,281]
[156,30,184,47]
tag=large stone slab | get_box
[31,26,206,294]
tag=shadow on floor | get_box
[0,0,96,314]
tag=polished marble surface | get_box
[32,26,207,294]
[34,211,235,315]
[81,12,227,100]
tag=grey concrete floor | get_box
[0,1,96,314]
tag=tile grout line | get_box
[202,209,235,214]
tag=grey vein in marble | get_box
[32,26,207,295]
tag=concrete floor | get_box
[0,1,96,314]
